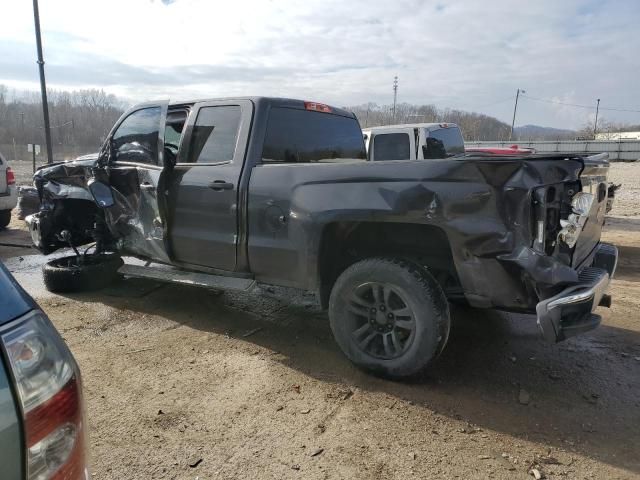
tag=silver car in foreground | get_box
[0,261,89,479]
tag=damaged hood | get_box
[34,154,100,202]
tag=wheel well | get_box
[42,199,105,250]
[318,222,461,308]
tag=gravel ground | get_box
[606,162,640,217]
[1,161,639,479]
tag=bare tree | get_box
[347,102,511,140]
[0,84,126,160]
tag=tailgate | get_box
[572,154,609,268]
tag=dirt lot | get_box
[1,161,639,479]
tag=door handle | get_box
[209,181,234,191]
[140,183,155,190]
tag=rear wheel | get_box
[43,254,123,293]
[0,209,11,228]
[329,257,450,379]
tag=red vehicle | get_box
[465,144,535,155]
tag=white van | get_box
[362,123,465,161]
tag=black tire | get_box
[329,257,450,379]
[0,209,11,229]
[43,254,124,293]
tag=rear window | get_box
[372,133,411,161]
[262,107,366,163]
[424,127,465,159]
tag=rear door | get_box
[166,99,253,271]
[369,129,415,161]
[104,102,173,263]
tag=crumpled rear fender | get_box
[248,156,584,311]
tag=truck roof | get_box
[363,122,459,132]
[165,97,357,119]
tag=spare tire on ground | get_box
[43,254,124,293]
[16,186,41,220]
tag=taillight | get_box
[304,101,332,113]
[6,166,16,185]
[1,311,87,480]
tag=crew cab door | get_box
[103,102,173,263]
[166,99,253,271]
[368,129,415,161]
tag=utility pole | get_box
[593,98,601,138]
[32,0,54,164]
[19,112,25,160]
[509,88,525,141]
[392,76,398,123]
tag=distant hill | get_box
[346,103,581,141]
[514,125,576,141]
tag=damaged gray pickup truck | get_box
[26,97,618,378]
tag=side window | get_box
[372,133,411,161]
[112,107,161,164]
[187,106,241,163]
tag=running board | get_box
[118,263,257,292]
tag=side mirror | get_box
[87,179,115,208]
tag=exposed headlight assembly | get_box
[558,192,595,248]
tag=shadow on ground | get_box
[4,216,639,474]
[72,277,640,474]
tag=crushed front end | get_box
[26,157,108,254]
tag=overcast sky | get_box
[1,0,638,129]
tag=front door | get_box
[102,102,173,263]
[167,99,253,271]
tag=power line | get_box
[471,96,514,110]
[520,94,640,113]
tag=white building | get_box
[595,131,640,140]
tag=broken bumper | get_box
[536,243,618,343]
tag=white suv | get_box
[0,151,18,228]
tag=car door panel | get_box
[102,102,173,263]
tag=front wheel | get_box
[329,257,450,379]
[43,254,123,293]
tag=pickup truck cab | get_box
[26,97,618,379]
[363,123,465,161]
[0,261,88,479]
